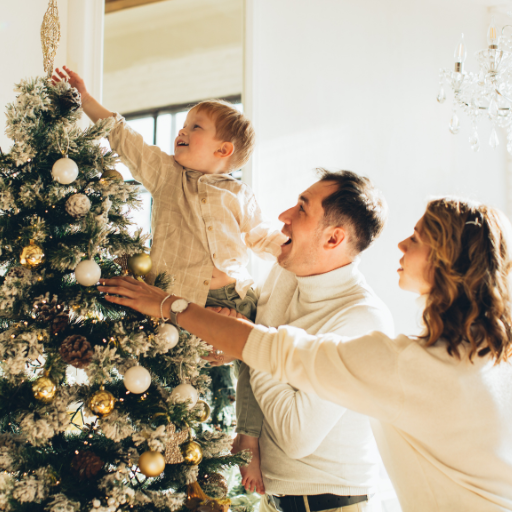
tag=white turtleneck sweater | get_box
[251,262,394,496]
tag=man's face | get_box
[278,180,339,276]
[174,108,228,174]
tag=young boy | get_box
[52,67,284,495]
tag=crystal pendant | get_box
[449,113,460,134]
[489,127,499,149]
[469,129,480,152]
[437,87,446,104]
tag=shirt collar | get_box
[182,166,238,182]
[294,260,364,303]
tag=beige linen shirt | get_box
[109,115,286,306]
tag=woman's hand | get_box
[98,276,169,318]
[98,278,253,361]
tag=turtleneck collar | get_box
[294,260,364,303]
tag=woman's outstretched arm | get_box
[98,276,253,360]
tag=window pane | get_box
[156,113,172,155]
[127,189,152,247]
[175,110,188,133]
[127,117,154,145]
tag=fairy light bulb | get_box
[487,17,498,48]
[454,33,467,72]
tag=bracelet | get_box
[160,294,173,322]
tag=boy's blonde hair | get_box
[192,100,255,171]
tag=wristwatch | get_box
[170,298,190,328]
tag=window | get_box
[112,96,242,243]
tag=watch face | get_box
[171,298,189,313]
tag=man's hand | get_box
[202,307,250,365]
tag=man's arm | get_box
[250,369,346,459]
[250,302,395,459]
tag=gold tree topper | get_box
[41,0,61,76]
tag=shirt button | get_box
[204,280,209,286]
[208,226,213,231]
[201,198,207,204]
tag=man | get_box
[246,169,394,512]
[102,169,394,511]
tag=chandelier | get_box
[438,19,512,153]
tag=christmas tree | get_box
[0,71,249,512]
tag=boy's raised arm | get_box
[52,66,114,123]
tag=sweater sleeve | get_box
[250,368,347,459]
[108,114,177,194]
[244,325,410,423]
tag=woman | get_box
[99,197,512,512]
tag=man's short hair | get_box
[193,100,256,171]
[317,169,387,254]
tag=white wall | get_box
[103,0,243,114]
[0,0,104,149]
[0,0,68,150]
[245,0,508,336]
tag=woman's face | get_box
[397,216,434,295]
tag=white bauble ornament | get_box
[157,323,179,350]
[75,259,101,286]
[65,193,91,218]
[124,365,151,394]
[171,383,198,409]
[52,157,79,185]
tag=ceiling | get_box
[105,0,170,14]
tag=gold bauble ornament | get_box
[101,169,124,181]
[32,375,57,403]
[127,253,152,277]
[193,400,211,423]
[87,386,115,417]
[20,240,45,268]
[138,450,166,477]
[180,439,203,465]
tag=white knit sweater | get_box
[244,320,512,511]
[251,262,394,496]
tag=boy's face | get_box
[174,108,232,174]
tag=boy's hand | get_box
[51,65,113,123]
[52,66,90,102]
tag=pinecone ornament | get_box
[52,311,69,334]
[200,473,229,498]
[59,334,93,369]
[6,266,31,280]
[71,451,103,481]
[34,296,60,322]
[59,86,82,113]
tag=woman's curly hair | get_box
[420,197,512,363]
